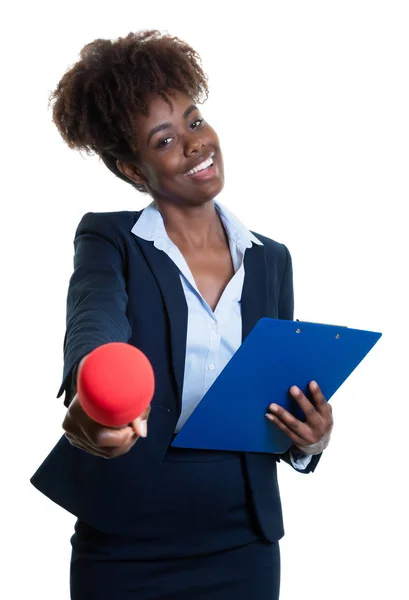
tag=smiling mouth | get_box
[184,153,215,177]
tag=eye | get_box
[190,118,204,129]
[157,137,173,148]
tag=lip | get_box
[186,162,217,181]
[184,151,215,177]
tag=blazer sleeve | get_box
[57,212,132,406]
[277,244,294,321]
[276,244,322,474]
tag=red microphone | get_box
[77,343,155,427]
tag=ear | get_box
[116,160,147,187]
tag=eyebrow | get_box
[146,104,198,146]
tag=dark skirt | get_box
[70,447,281,599]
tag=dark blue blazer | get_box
[31,210,321,541]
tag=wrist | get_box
[295,430,332,455]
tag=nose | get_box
[184,133,205,157]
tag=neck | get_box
[155,199,226,249]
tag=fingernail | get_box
[265,413,275,421]
[140,420,148,438]
[269,404,279,413]
[291,386,300,396]
[310,381,318,391]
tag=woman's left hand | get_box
[265,381,333,454]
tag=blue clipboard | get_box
[171,318,382,454]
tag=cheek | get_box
[144,160,181,193]
[151,155,181,179]
[208,130,223,163]
[144,162,170,185]
[207,125,220,144]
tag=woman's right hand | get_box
[62,394,151,459]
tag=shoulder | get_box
[250,230,291,268]
[76,210,143,238]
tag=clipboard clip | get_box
[295,319,347,339]
[296,319,348,328]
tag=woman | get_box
[31,30,333,599]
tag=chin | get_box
[195,182,224,205]
[153,168,225,207]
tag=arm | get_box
[58,212,132,407]
[58,213,151,457]
[275,245,324,472]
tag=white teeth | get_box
[185,154,214,176]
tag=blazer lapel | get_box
[241,244,269,341]
[133,237,188,409]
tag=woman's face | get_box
[121,90,224,206]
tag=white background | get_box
[2,1,408,598]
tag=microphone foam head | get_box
[77,343,155,427]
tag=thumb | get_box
[130,414,148,438]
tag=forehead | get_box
[137,90,194,128]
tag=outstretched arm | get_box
[58,212,132,406]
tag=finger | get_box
[265,413,309,448]
[86,425,138,448]
[74,405,140,448]
[130,415,148,438]
[73,413,136,448]
[106,437,139,458]
[63,400,138,454]
[131,404,151,428]
[63,413,88,439]
[308,383,334,435]
[267,403,315,444]
[142,404,152,419]
[65,405,137,450]
[309,381,329,413]
[288,386,322,426]
[64,433,112,458]
[65,395,141,448]
[65,431,138,458]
